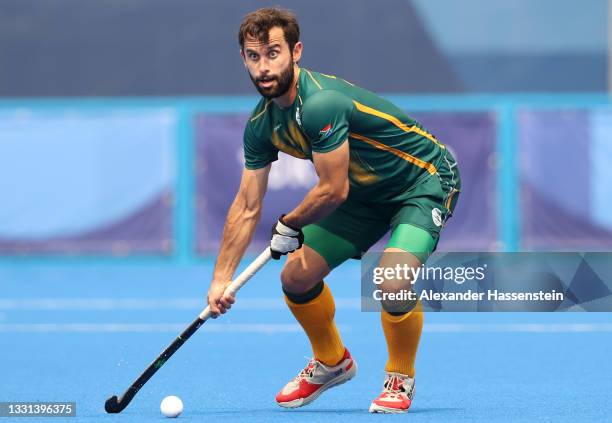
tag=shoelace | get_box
[295,359,318,381]
[380,375,407,400]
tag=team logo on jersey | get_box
[432,208,442,227]
[295,107,302,126]
[319,123,333,139]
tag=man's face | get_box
[242,27,301,99]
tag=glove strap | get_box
[277,215,300,235]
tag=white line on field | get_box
[0,298,361,311]
[1,323,612,333]
[0,323,304,334]
[424,323,612,333]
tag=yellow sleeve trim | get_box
[445,188,459,209]
[349,132,437,175]
[352,100,444,149]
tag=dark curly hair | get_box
[239,7,300,52]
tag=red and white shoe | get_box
[369,372,415,413]
[275,349,357,408]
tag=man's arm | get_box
[282,141,349,229]
[207,164,270,316]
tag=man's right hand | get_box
[207,281,235,318]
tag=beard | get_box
[250,63,294,99]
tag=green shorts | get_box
[303,150,460,269]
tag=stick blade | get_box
[104,395,122,414]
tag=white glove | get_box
[270,216,304,259]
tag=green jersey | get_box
[244,68,447,202]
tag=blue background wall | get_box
[2,94,612,258]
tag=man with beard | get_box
[206,7,460,414]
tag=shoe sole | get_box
[368,404,408,414]
[368,384,414,414]
[277,360,358,409]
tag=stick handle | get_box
[198,248,273,320]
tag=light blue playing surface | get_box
[2,258,612,422]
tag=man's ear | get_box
[239,48,247,66]
[292,41,303,63]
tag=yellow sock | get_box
[284,283,345,366]
[381,301,424,377]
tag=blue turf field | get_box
[2,258,612,422]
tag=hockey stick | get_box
[104,248,273,413]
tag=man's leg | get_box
[378,224,436,377]
[281,244,345,366]
[370,224,435,413]
[276,241,359,408]
[277,199,390,408]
